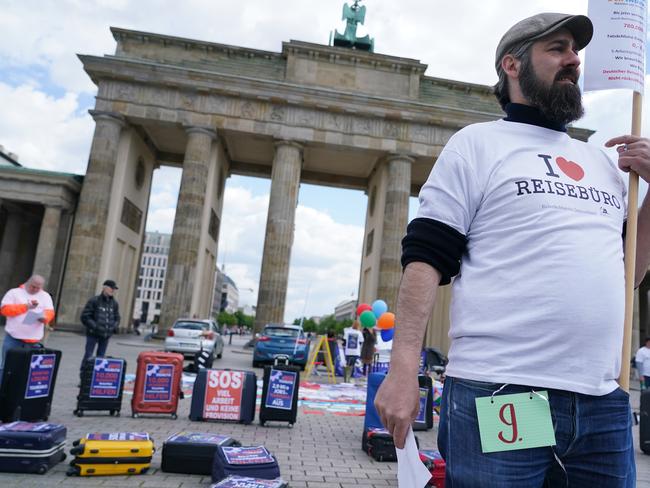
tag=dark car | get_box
[252,324,310,370]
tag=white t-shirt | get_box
[344,328,364,357]
[636,346,650,377]
[417,119,626,396]
[1,286,54,341]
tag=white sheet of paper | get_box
[396,427,432,488]
[23,310,44,325]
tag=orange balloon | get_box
[377,312,395,330]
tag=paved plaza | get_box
[0,329,649,487]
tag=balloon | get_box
[356,303,372,317]
[380,328,394,341]
[377,312,395,330]
[372,299,388,318]
[359,310,376,328]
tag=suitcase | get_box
[364,427,419,462]
[211,476,289,487]
[420,450,446,488]
[189,369,257,424]
[67,432,153,476]
[259,355,300,427]
[212,445,281,482]
[0,421,67,474]
[0,344,62,422]
[131,351,183,419]
[74,357,126,417]
[641,389,650,454]
[413,375,434,431]
[161,432,241,475]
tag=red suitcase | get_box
[131,352,183,419]
[419,450,445,488]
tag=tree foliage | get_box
[292,314,353,335]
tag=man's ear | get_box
[501,54,520,80]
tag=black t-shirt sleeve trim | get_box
[401,217,468,285]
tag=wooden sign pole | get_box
[619,90,643,392]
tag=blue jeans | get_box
[81,335,109,371]
[0,333,39,386]
[438,377,635,487]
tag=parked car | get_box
[253,324,310,370]
[164,318,224,363]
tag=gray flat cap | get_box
[495,13,593,70]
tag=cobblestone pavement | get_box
[0,328,648,487]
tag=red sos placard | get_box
[203,370,244,421]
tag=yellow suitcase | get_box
[67,433,154,476]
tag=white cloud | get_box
[0,82,93,173]
[216,185,363,321]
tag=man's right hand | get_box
[28,300,39,309]
[374,371,420,449]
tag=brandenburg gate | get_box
[54,22,591,346]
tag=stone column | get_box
[57,111,126,326]
[254,141,303,333]
[32,205,62,285]
[377,154,413,310]
[157,126,215,337]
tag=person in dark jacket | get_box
[80,280,120,372]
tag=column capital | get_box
[274,139,304,152]
[89,110,127,128]
[386,153,415,164]
[184,125,217,139]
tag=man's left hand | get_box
[605,135,650,182]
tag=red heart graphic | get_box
[556,157,584,181]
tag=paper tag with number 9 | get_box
[475,391,556,453]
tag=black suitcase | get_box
[161,432,241,475]
[212,475,288,487]
[0,421,67,474]
[0,344,61,422]
[413,374,434,431]
[364,427,419,462]
[212,445,281,482]
[189,369,256,424]
[74,357,126,417]
[259,355,300,427]
[641,390,650,454]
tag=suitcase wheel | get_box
[132,413,139,418]
[289,423,294,428]
[141,467,149,474]
[70,446,83,455]
[260,420,265,427]
[110,409,120,417]
[171,413,177,420]
[72,439,81,447]
[36,464,48,475]
[66,466,79,477]
[74,409,84,417]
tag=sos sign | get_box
[203,370,244,421]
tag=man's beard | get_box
[519,59,584,125]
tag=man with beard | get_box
[375,13,650,487]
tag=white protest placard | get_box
[584,0,647,94]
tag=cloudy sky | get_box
[1,0,648,321]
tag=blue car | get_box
[253,325,310,370]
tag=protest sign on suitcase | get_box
[189,369,256,424]
[74,357,126,417]
[131,351,183,419]
[0,346,61,422]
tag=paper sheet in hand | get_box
[23,310,44,325]
[396,427,432,487]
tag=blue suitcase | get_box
[0,421,66,474]
[189,369,256,424]
[211,476,288,487]
[212,445,280,482]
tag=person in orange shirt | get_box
[0,275,55,382]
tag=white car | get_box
[164,318,224,362]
